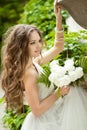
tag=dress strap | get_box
[32,61,43,76]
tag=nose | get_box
[36,42,42,49]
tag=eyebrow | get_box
[29,39,41,43]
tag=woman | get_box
[1,0,70,130]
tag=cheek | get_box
[28,46,33,54]
[28,44,34,50]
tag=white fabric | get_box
[21,62,87,130]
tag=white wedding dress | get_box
[21,61,87,130]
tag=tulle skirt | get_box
[21,86,87,130]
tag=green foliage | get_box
[58,31,87,62]
[0,0,28,70]
[0,42,2,70]
[78,56,87,73]
[44,31,87,63]
[0,97,5,104]
[0,0,27,39]
[38,63,51,87]
[2,105,31,130]
[19,0,69,38]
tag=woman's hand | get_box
[54,0,62,30]
[54,0,62,18]
[55,85,70,98]
[60,86,70,97]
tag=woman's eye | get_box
[30,42,35,45]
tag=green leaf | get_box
[0,97,5,104]
[38,64,51,87]
[2,105,31,130]
[78,56,87,73]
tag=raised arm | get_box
[37,0,64,65]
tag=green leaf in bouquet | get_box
[78,56,87,73]
[38,64,51,87]
[0,97,5,104]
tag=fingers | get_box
[60,86,70,97]
[64,85,70,90]
[58,6,62,13]
[54,0,58,12]
[64,86,70,94]
[54,0,62,15]
[54,1,58,14]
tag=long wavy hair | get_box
[1,24,43,113]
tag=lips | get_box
[35,51,41,54]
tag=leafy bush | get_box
[45,30,87,61]
[0,0,28,39]
[0,0,28,71]
[2,105,31,130]
[19,0,69,38]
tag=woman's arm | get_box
[23,68,70,117]
[37,0,64,65]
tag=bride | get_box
[1,0,87,130]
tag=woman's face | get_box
[28,30,42,58]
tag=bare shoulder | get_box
[23,66,39,87]
[24,67,38,80]
[22,66,39,106]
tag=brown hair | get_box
[1,24,43,113]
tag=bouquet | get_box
[48,59,84,88]
[38,56,87,89]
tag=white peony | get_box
[54,66,66,77]
[50,60,59,72]
[53,78,61,87]
[49,73,58,83]
[48,59,84,88]
[69,71,78,82]
[75,67,84,79]
[50,75,71,88]
[58,75,71,87]
[50,60,58,68]
[64,65,75,72]
[50,61,66,76]
[64,58,74,66]
[50,64,60,72]
[64,59,75,71]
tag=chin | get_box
[36,54,40,57]
[35,53,41,57]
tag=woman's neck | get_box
[26,57,33,68]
